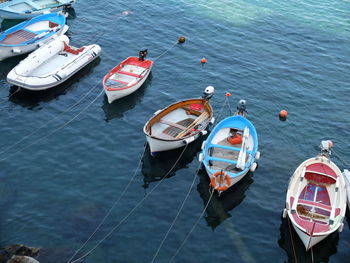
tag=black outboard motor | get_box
[237,99,247,116]
[139,49,148,61]
[202,86,215,100]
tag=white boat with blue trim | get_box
[7,35,101,90]
[199,100,260,194]
[0,0,75,19]
[0,12,68,61]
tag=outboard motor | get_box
[320,140,333,157]
[237,99,247,116]
[202,86,215,100]
[139,49,148,61]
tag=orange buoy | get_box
[178,36,186,44]
[227,134,242,145]
[279,110,288,120]
[225,92,232,97]
[201,57,207,64]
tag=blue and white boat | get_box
[199,100,260,194]
[0,0,75,19]
[0,12,68,61]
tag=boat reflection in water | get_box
[141,134,204,189]
[102,74,151,121]
[196,168,253,229]
[278,215,339,263]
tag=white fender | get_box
[250,162,257,172]
[282,208,287,219]
[255,151,260,161]
[201,130,208,136]
[154,110,161,115]
[12,48,21,54]
[201,140,206,150]
[183,136,195,144]
[198,153,204,163]
[210,117,215,125]
[338,223,344,233]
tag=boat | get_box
[0,12,68,61]
[198,100,259,195]
[103,51,153,104]
[143,86,215,156]
[282,140,347,250]
[0,0,75,19]
[343,169,350,210]
[7,35,101,90]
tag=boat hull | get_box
[103,57,153,104]
[7,35,101,90]
[285,156,346,250]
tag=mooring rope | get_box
[332,150,350,168]
[150,161,202,263]
[152,40,179,62]
[0,83,100,156]
[215,95,231,123]
[68,143,189,263]
[0,87,21,103]
[67,143,147,263]
[287,216,298,263]
[168,187,214,263]
[0,89,104,163]
[310,246,314,263]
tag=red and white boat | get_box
[283,141,346,250]
[102,56,153,104]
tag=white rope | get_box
[69,143,189,263]
[67,143,147,263]
[0,89,104,163]
[0,83,100,156]
[152,41,178,61]
[150,161,202,263]
[169,188,214,263]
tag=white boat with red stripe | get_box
[283,140,346,250]
[102,52,153,104]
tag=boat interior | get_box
[107,64,147,88]
[0,20,59,45]
[296,171,336,224]
[8,0,61,12]
[207,127,252,174]
[147,101,210,140]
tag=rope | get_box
[332,150,350,168]
[150,161,202,263]
[287,216,298,263]
[310,246,314,263]
[0,89,104,163]
[67,143,147,263]
[0,83,100,156]
[168,187,214,263]
[0,87,21,103]
[68,143,189,263]
[152,40,179,62]
[215,96,230,123]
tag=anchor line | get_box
[67,143,147,263]
[332,150,350,168]
[0,82,100,156]
[168,186,214,263]
[150,161,202,263]
[0,87,21,103]
[0,89,104,163]
[68,143,189,263]
[287,216,298,263]
[152,40,179,62]
[215,96,230,123]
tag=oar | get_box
[175,111,209,139]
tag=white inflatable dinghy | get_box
[7,35,101,90]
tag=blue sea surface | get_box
[0,0,350,262]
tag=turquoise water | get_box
[0,0,350,262]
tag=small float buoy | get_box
[279,110,288,121]
[178,36,186,44]
[201,57,207,64]
[225,92,231,97]
[122,10,130,15]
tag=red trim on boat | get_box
[306,163,337,179]
[118,71,141,78]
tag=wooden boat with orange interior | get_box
[143,86,215,156]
